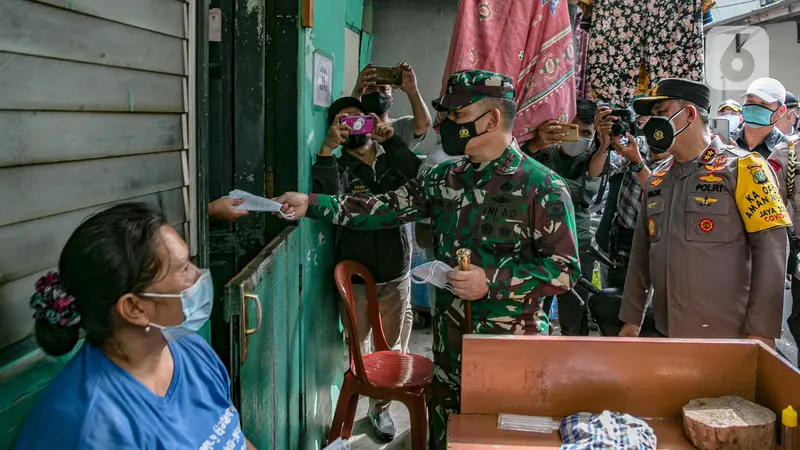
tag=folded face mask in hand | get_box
[228,189,295,220]
[411,261,456,294]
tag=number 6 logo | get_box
[705,26,769,90]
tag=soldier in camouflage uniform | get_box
[275,70,581,449]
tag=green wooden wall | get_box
[296,0,373,447]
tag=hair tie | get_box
[29,272,80,327]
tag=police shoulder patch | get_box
[722,144,750,158]
[734,153,792,233]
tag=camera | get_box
[610,109,639,137]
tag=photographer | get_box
[353,63,431,150]
[588,107,670,288]
[525,99,600,336]
[311,96,421,443]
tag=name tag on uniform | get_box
[431,197,460,212]
[349,184,369,194]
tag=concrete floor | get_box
[345,288,799,450]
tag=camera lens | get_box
[611,121,630,137]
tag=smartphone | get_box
[713,117,730,143]
[557,123,579,142]
[340,115,375,135]
[372,67,403,86]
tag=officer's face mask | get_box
[560,136,593,157]
[141,269,214,342]
[643,107,691,154]
[410,261,456,294]
[742,103,781,128]
[361,92,394,117]
[440,110,492,156]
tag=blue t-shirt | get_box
[15,335,246,450]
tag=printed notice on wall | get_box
[209,8,221,42]
[314,52,333,108]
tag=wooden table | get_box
[448,414,696,450]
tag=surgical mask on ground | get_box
[410,261,455,294]
[142,269,214,342]
[560,136,593,157]
[439,111,491,156]
[718,114,741,134]
[643,107,689,154]
[742,104,779,128]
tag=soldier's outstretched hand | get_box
[447,265,489,301]
[272,192,309,221]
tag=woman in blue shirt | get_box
[15,203,255,450]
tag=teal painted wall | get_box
[297,0,371,447]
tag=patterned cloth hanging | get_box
[585,0,708,106]
[439,0,577,144]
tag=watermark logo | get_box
[706,26,769,90]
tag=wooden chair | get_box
[328,261,433,449]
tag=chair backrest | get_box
[334,261,391,385]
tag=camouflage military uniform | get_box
[308,70,581,449]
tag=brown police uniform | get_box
[620,137,791,338]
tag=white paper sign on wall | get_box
[314,52,333,108]
[209,8,222,42]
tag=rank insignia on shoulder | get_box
[747,164,768,184]
[699,173,723,183]
[649,177,664,187]
[695,196,718,207]
[652,169,669,178]
[648,218,656,237]
[704,164,727,173]
[699,148,717,164]
[699,218,714,233]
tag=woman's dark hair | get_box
[35,202,168,356]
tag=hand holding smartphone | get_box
[372,67,403,86]
[340,115,375,135]
[555,123,579,142]
[713,117,730,143]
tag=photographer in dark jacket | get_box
[312,96,420,442]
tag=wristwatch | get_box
[630,161,645,173]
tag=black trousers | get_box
[545,250,595,336]
[789,277,800,345]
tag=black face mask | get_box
[361,92,394,116]
[440,111,491,156]
[643,108,689,154]
[342,134,369,149]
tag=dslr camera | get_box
[610,109,640,137]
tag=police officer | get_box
[619,78,790,346]
[767,135,800,348]
[273,70,581,450]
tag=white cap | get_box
[744,77,787,104]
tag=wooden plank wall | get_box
[0,0,191,351]
[0,0,194,446]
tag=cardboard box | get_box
[449,336,800,449]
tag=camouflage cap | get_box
[431,70,515,112]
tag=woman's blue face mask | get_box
[742,103,780,128]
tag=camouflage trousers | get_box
[429,292,548,450]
